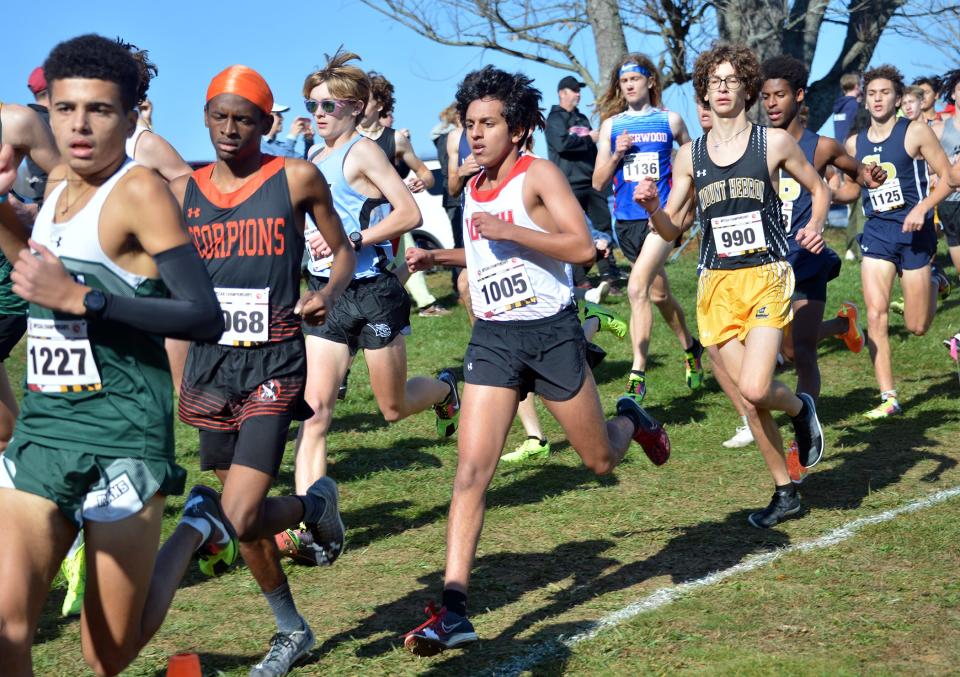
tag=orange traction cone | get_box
[167,652,201,676]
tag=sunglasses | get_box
[304,98,356,115]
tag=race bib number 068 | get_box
[712,210,767,258]
[27,318,102,392]
[216,287,269,346]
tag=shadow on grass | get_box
[309,508,788,673]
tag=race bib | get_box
[712,211,767,257]
[304,220,333,275]
[474,258,537,318]
[868,178,904,212]
[623,152,660,182]
[216,287,269,346]
[27,318,102,392]
[781,201,794,233]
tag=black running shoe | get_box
[791,392,824,468]
[747,488,801,529]
[337,369,350,401]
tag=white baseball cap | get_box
[271,103,290,113]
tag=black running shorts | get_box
[939,201,960,247]
[614,218,679,263]
[304,273,411,351]
[464,305,586,401]
[0,313,26,361]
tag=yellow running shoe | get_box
[864,397,902,420]
[501,437,550,463]
[60,536,85,617]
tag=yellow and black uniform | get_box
[692,124,794,346]
[179,155,309,476]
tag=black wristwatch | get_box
[349,231,363,251]
[83,289,108,319]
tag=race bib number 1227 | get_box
[26,318,102,392]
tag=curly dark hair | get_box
[864,65,905,98]
[116,39,158,105]
[44,34,140,111]
[940,69,960,105]
[368,71,396,116]
[455,65,544,149]
[760,55,808,94]
[912,74,942,93]
[693,43,762,110]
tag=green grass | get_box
[27,229,960,675]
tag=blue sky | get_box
[1,1,948,163]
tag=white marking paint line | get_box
[486,485,960,677]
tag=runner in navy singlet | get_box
[842,65,955,419]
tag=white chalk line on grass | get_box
[485,485,960,677]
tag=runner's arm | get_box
[670,111,692,146]
[447,130,477,198]
[132,130,192,182]
[350,139,422,245]
[903,121,955,229]
[474,158,594,265]
[396,132,435,192]
[635,143,694,242]
[821,136,886,191]
[592,117,621,190]
[0,144,31,261]
[8,104,60,173]
[12,171,223,342]
[406,246,466,272]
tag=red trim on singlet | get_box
[469,154,535,203]
[192,155,286,209]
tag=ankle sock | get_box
[776,482,797,497]
[300,494,327,524]
[442,588,468,617]
[264,582,305,634]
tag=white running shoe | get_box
[584,280,610,304]
[722,425,754,449]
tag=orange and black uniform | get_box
[179,155,309,476]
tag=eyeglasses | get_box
[707,76,743,91]
[304,98,355,115]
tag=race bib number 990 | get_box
[216,287,269,346]
[474,258,537,318]
[27,318,102,392]
[623,152,660,182]
[868,178,904,212]
[711,211,767,257]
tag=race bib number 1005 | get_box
[711,210,767,258]
[474,258,537,318]
[216,287,269,346]
[27,318,102,392]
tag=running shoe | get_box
[890,297,904,315]
[303,477,345,566]
[785,440,808,485]
[835,302,864,353]
[944,332,960,361]
[583,302,627,338]
[418,303,452,317]
[722,425,754,449]
[584,280,611,304]
[790,392,824,468]
[500,437,550,463]
[275,527,319,567]
[403,601,478,656]
[684,340,705,389]
[747,487,801,528]
[337,369,350,401]
[183,485,239,577]
[933,266,952,300]
[60,537,85,617]
[624,373,647,403]
[249,622,316,676]
[435,368,460,437]
[864,397,902,420]
[616,396,670,466]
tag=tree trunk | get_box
[585,0,628,98]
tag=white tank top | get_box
[463,154,573,321]
[34,160,151,290]
[125,124,150,160]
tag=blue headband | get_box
[619,63,651,78]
